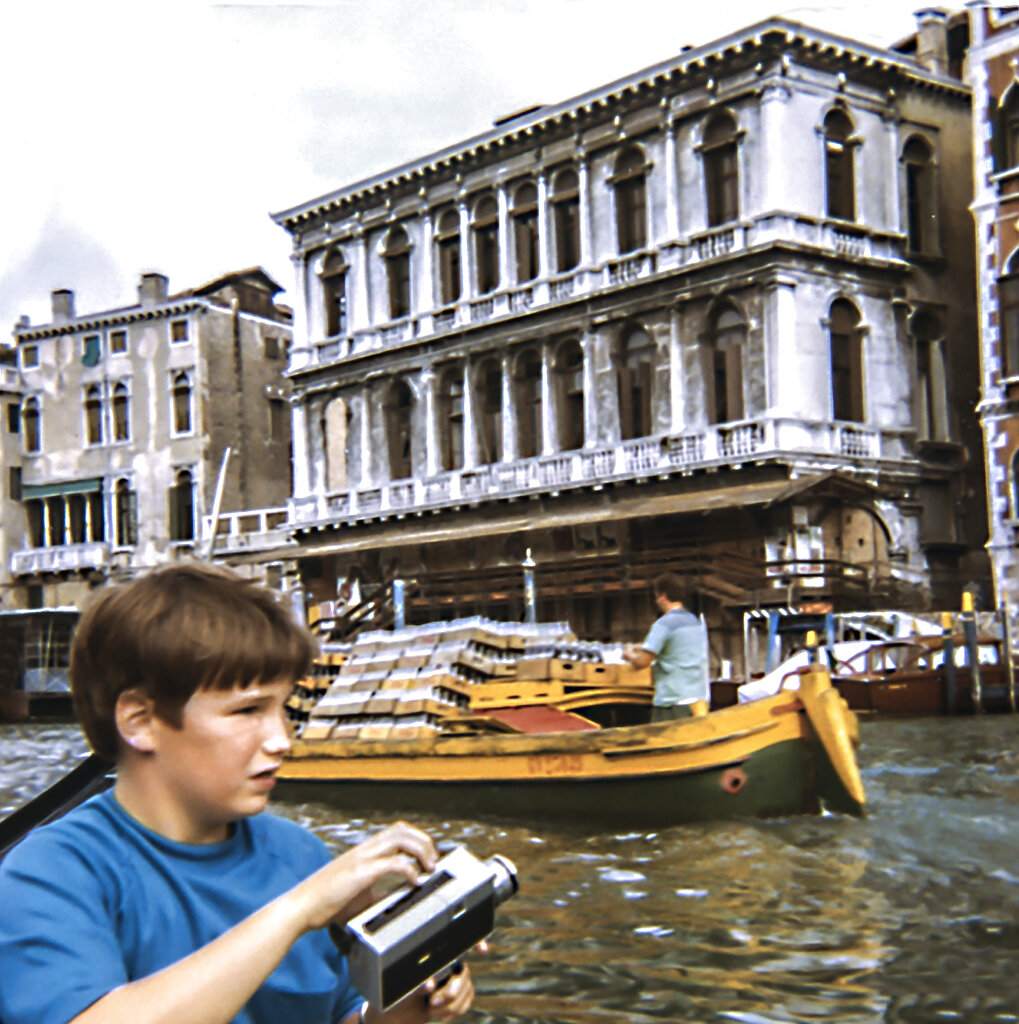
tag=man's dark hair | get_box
[653,572,690,606]
[71,562,317,761]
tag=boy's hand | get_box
[293,822,438,933]
[364,960,477,1023]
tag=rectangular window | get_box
[170,319,189,344]
[6,402,19,433]
[82,334,101,366]
[8,466,21,501]
[268,398,287,442]
[109,329,128,353]
[263,336,284,359]
[21,344,38,369]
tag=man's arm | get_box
[622,643,654,670]
[71,822,439,1024]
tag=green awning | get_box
[22,478,103,500]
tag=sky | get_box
[0,1,951,336]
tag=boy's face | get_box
[146,678,294,843]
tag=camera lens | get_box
[486,854,518,905]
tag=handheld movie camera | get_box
[343,844,518,1010]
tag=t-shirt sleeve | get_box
[0,832,128,1024]
[641,617,668,656]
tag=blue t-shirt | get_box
[0,790,362,1024]
[641,607,710,706]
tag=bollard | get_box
[392,578,405,630]
[1001,605,1017,713]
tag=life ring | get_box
[721,767,747,795]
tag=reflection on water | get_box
[3,717,1019,1022]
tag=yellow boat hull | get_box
[279,673,864,825]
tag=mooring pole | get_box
[961,591,983,713]
[1001,603,1017,713]
[941,611,957,715]
[392,578,406,630]
[522,549,537,624]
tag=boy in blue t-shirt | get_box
[0,563,476,1024]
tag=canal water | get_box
[3,716,1019,1023]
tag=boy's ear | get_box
[115,688,158,753]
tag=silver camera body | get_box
[344,845,518,1010]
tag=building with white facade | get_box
[966,2,1019,619]
[9,269,294,609]
[214,13,988,663]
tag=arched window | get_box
[514,348,543,459]
[171,371,193,434]
[168,468,195,542]
[115,478,137,547]
[321,249,348,338]
[511,182,539,284]
[615,329,654,440]
[472,195,500,295]
[112,382,130,442]
[475,357,503,465]
[435,209,462,306]
[611,146,648,254]
[995,84,1019,173]
[84,385,103,446]
[551,168,581,273]
[999,251,1019,379]
[828,299,864,422]
[437,365,465,472]
[555,340,585,451]
[911,310,946,441]
[706,304,747,425]
[903,137,935,253]
[384,226,411,320]
[384,379,413,480]
[22,396,40,453]
[703,112,739,227]
[824,109,856,221]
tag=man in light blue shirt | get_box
[623,572,709,721]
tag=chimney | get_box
[51,289,75,322]
[914,8,949,76]
[138,272,169,306]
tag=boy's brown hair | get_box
[71,563,317,761]
[653,572,690,606]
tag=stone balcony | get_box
[299,214,906,371]
[201,415,918,556]
[10,541,110,576]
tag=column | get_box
[353,231,371,332]
[764,277,800,417]
[421,367,439,477]
[418,212,435,322]
[83,491,93,544]
[63,496,71,545]
[536,171,551,280]
[289,252,313,369]
[580,333,598,447]
[462,361,478,469]
[458,200,471,303]
[501,352,516,462]
[669,308,685,433]
[307,395,328,495]
[291,400,312,498]
[541,342,555,455]
[578,153,594,268]
[883,110,902,232]
[759,81,791,214]
[359,384,373,488]
[40,500,50,549]
[664,119,681,242]
[497,182,511,290]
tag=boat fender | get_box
[720,767,747,795]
